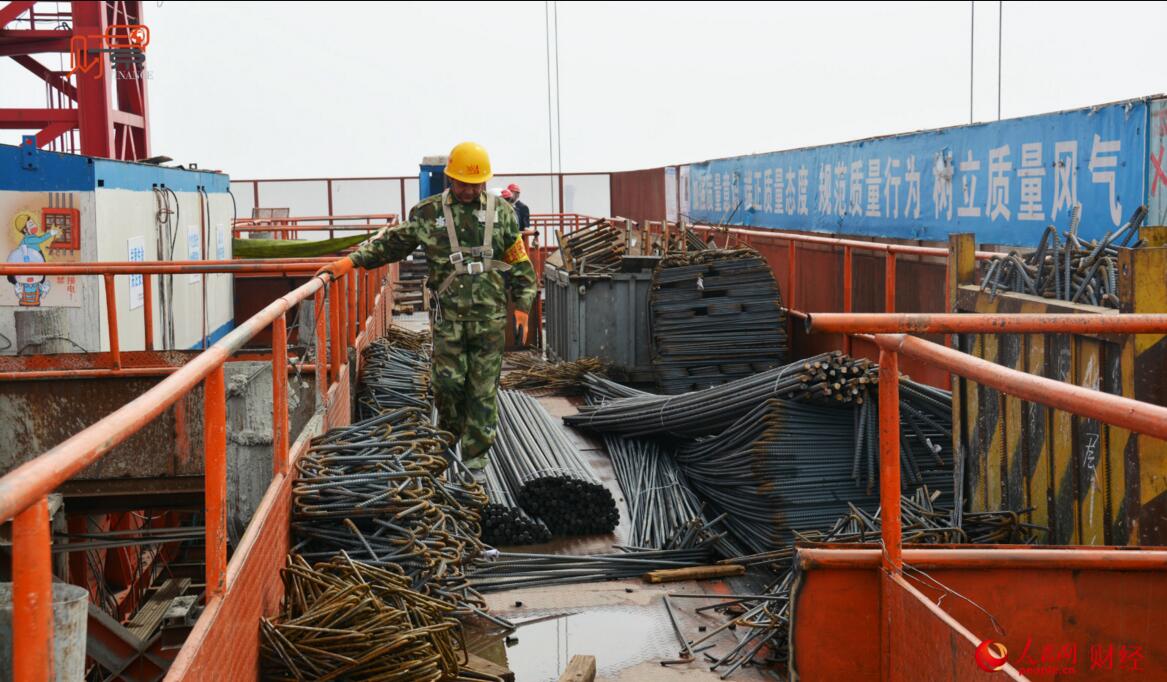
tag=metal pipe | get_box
[798,546,1167,571]
[700,225,997,260]
[878,348,902,573]
[13,498,53,682]
[876,333,1167,440]
[806,313,1167,335]
[204,364,227,598]
[103,273,121,370]
[272,313,289,475]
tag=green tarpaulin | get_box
[232,233,372,259]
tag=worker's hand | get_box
[513,309,530,345]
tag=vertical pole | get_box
[843,245,853,356]
[204,365,227,598]
[879,347,902,572]
[347,272,357,349]
[272,313,288,475]
[143,273,154,351]
[315,289,328,407]
[884,251,897,313]
[787,240,796,313]
[329,279,343,387]
[104,273,121,369]
[13,498,53,682]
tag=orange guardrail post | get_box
[843,245,853,356]
[13,496,53,682]
[884,252,896,313]
[329,279,343,386]
[272,313,288,475]
[878,346,903,574]
[103,273,121,369]
[143,274,155,352]
[315,288,328,407]
[204,364,227,598]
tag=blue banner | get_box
[687,100,1148,244]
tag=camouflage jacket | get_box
[349,191,537,321]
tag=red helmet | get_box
[507,183,521,193]
[500,189,513,199]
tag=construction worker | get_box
[507,183,531,230]
[326,142,537,470]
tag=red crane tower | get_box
[1,0,150,160]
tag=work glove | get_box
[316,256,354,282]
[513,309,530,345]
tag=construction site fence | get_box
[0,255,385,681]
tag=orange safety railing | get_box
[233,213,398,240]
[803,312,1167,679]
[0,258,389,381]
[0,255,385,681]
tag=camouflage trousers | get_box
[431,318,506,461]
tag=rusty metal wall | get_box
[952,231,1167,546]
[609,168,666,226]
[0,377,205,480]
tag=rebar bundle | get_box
[557,219,625,273]
[480,455,552,547]
[499,353,608,394]
[291,408,494,619]
[489,391,619,536]
[358,338,431,418]
[567,351,851,438]
[260,554,473,682]
[467,543,716,593]
[979,205,1147,308]
[604,434,743,557]
[650,249,788,393]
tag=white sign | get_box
[128,236,145,310]
[188,224,202,285]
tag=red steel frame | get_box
[233,213,399,241]
[798,314,1167,681]
[1,1,150,159]
[0,254,394,680]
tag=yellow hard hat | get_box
[13,210,37,234]
[444,142,493,184]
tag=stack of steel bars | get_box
[358,336,431,417]
[556,219,625,273]
[480,455,552,547]
[291,407,502,624]
[489,390,619,536]
[467,540,717,593]
[650,248,788,394]
[261,554,473,682]
[979,205,1147,308]
[566,351,850,438]
[603,433,744,557]
[500,352,608,394]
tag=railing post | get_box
[272,313,288,475]
[204,365,227,598]
[878,346,902,573]
[13,497,53,682]
[315,288,328,408]
[329,279,343,386]
[103,273,121,370]
[346,271,357,348]
[884,251,896,313]
[143,274,154,351]
[843,245,853,356]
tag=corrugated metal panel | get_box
[609,168,666,226]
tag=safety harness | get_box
[436,189,512,295]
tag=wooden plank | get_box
[1048,331,1075,545]
[466,653,515,682]
[126,577,191,640]
[948,234,976,524]
[559,655,597,682]
[642,564,745,584]
[1000,331,1024,515]
[1023,329,1051,536]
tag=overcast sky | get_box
[3,1,1165,178]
